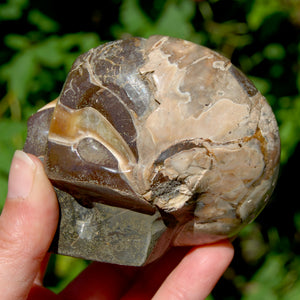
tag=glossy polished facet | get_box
[24,36,280,266]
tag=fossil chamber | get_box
[24,35,280,266]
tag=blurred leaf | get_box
[263,43,285,60]
[198,1,213,21]
[0,0,28,20]
[205,21,252,52]
[0,175,7,210]
[28,9,60,32]
[242,284,278,300]
[4,34,31,50]
[249,76,271,95]
[34,37,68,68]
[297,42,300,92]
[277,96,300,163]
[0,50,37,105]
[153,0,196,39]
[247,0,283,30]
[47,255,89,293]
[0,32,100,118]
[113,0,201,42]
[239,222,269,263]
[116,0,153,36]
[269,63,284,79]
[205,294,214,300]
[283,281,300,300]
[0,119,26,170]
[242,254,288,299]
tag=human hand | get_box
[0,150,234,300]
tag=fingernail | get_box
[7,150,36,200]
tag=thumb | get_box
[0,150,59,300]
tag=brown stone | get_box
[24,36,280,266]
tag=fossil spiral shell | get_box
[24,35,280,247]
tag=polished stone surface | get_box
[24,36,280,265]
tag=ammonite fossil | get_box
[24,35,280,266]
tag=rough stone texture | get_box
[50,189,168,266]
[24,35,280,265]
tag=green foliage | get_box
[246,0,285,30]
[112,0,202,42]
[0,8,101,209]
[28,9,60,33]
[0,119,26,201]
[0,33,100,116]
[0,0,299,298]
[45,255,89,293]
[277,96,300,163]
[0,0,28,20]
[238,253,300,300]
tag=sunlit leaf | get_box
[153,1,196,39]
[118,0,152,36]
[47,255,89,293]
[247,0,283,30]
[0,50,37,103]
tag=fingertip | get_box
[6,150,36,200]
[3,150,59,242]
[189,239,234,261]
[184,239,234,281]
[153,240,234,300]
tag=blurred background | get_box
[0,0,299,298]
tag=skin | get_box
[0,150,234,300]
